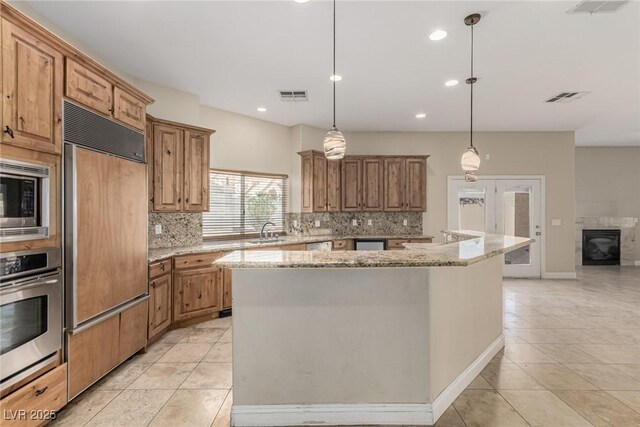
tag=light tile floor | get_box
[52,266,640,426]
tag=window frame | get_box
[203,168,289,241]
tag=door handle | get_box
[535,232,542,236]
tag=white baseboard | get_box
[431,334,504,420]
[542,272,577,279]
[231,335,505,426]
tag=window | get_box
[203,170,288,239]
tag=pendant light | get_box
[324,0,346,160]
[461,13,481,182]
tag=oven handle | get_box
[0,273,60,294]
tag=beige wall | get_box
[576,147,640,257]
[298,129,576,274]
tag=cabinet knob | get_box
[4,126,14,138]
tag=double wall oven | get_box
[0,248,62,392]
[0,159,50,243]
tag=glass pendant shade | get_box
[461,146,480,182]
[324,127,346,160]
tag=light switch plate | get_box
[293,220,298,227]
[315,220,321,228]
[352,219,358,226]
[485,153,491,160]
[552,219,561,226]
[155,224,162,235]
[403,219,408,226]
[367,219,372,226]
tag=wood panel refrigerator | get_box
[63,101,148,398]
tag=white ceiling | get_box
[25,1,640,146]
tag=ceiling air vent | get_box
[278,90,308,102]
[545,91,590,103]
[567,1,629,14]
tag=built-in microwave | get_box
[0,159,50,243]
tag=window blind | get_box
[203,170,288,239]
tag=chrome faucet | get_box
[260,222,276,241]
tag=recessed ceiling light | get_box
[329,74,342,82]
[415,113,427,119]
[445,79,459,87]
[429,30,447,41]
[294,0,309,3]
[257,107,267,112]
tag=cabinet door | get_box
[68,315,120,399]
[119,300,148,362]
[183,131,210,212]
[113,86,146,131]
[65,59,113,116]
[300,153,313,212]
[341,158,362,212]
[405,158,427,212]
[222,267,232,309]
[173,267,221,322]
[149,274,172,338]
[146,119,154,211]
[326,159,341,212]
[384,158,405,211]
[153,124,184,211]
[312,152,328,212]
[2,19,63,154]
[362,157,384,211]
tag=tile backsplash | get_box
[286,212,423,236]
[149,212,203,249]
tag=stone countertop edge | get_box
[212,234,535,269]
[148,234,436,263]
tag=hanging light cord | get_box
[332,0,336,128]
[469,23,474,149]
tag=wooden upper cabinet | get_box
[405,157,427,212]
[362,157,383,211]
[113,87,146,131]
[341,157,362,212]
[326,159,341,212]
[312,152,328,212]
[153,124,184,211]
[183,131,210,212]
[65,59,113,116]
[299,150,340,213]
[2,19,63,154]
[384,158,405,212]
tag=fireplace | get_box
[582,229,621,265]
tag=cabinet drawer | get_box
[332,239,353,251]
[408,238,432,244]
[119,299,148,363]
[0,364,67,427]
[149,259,172,279]
[65,59,113,116]
[386,239,409,250]
[174,252,227,270]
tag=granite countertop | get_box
[213,233,534,269]
[148,234,435,262]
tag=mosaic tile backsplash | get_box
[286,212,423,236]
[149,212,203,249]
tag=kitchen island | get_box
[215,233,532,426]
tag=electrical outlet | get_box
[293,220,298,227]
[155,224,162,235]
[315,220,321,228]
[367,219,372,226]
[403,219,408,226]
[485,153,491,160]
[352,219,358,226]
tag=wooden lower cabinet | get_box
[222,267,232,310]
[173,267,222,322]
[0,364,67,427]
[148,273,172,339]
[387,237,433,250]
[332,239,354,251]
[67,299,148,399]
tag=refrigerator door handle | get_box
[64,143,78,330]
